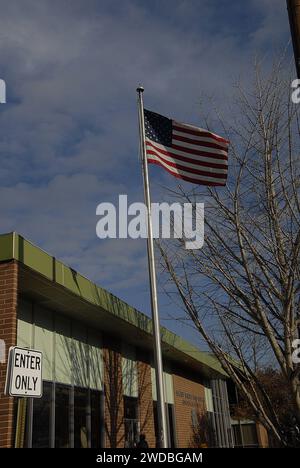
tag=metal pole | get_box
[136,85,168,448]
[15,398,27,448]
[27,397,33,448]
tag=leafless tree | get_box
[158,58,300,447]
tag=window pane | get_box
[55,384,70,448]
[91,390,102,448]
[124,396,138,448]
[242,424,258,447]
[124,419,139,448]
[124,396,138,420]
[122,345,138,397]
[233,425,243,447]
[168,404,176,448]
[32,381,52,448]
[74,387,88,448]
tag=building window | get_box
[232,423,259,448]
[124,395,138,420]
[153,401,176,448]
[211,379,234,447]
[242,424,259,447]
[122,345,138,398]
[91,390,103,448]
[124,396,139,447]
[232,424,243,447]
[32,381,52,448]
[167,403,176,448]
[74,387,88,448]
[29,382,104,448]
[55,384,70,448]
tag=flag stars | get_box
[144,109,172,146]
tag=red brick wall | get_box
[0,261,18,448]
[172,372,206,448]
[137,360,156,448]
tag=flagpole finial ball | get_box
[136,85,144,93]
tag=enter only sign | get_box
[5,347,43,398]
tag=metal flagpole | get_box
[136,85,169,448]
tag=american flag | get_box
[144,109,229,186]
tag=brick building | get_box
[0,232,265,448]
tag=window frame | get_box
[20,380,104,448]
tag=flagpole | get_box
[136,85,168,448]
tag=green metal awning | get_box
[0,232,227,379]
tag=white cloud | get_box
[0,0,291,325]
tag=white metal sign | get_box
[5,346,43,398]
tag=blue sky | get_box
[0,0,291,348]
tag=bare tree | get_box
[158,58,300,447]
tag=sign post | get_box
[5,346,43,448]
[14,398,27,448]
